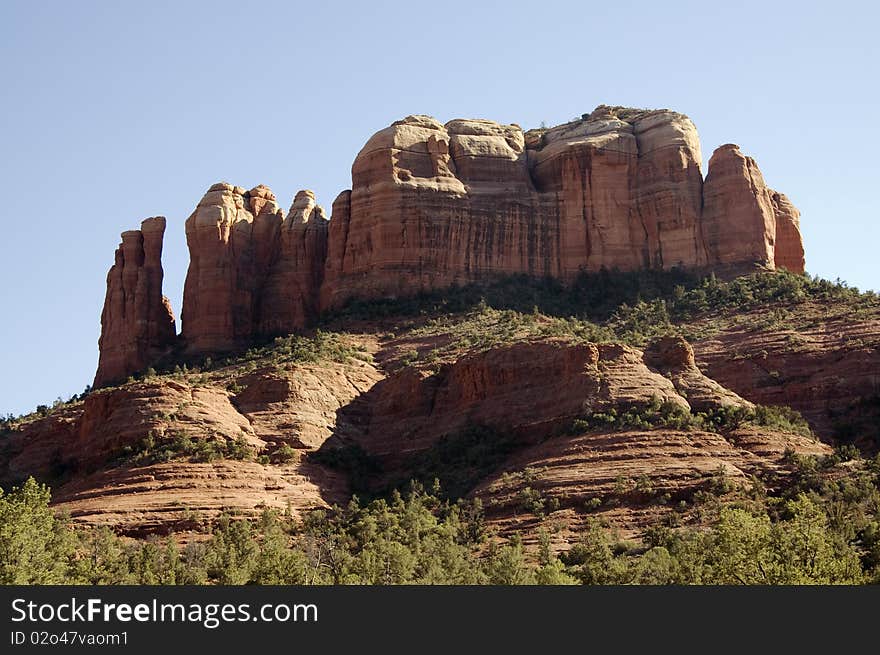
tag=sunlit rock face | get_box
[321,105,801,310]
[96,104,804,381]
[94,216,176,387]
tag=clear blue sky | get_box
[1,0,877,417]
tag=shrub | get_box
[116,433,255,466]
[270,444,298,464]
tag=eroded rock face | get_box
[181,183,280,352]
[8,334,831,537]
[320,107,801,311]
[320,115,549,309]
[701,144,788,273]
[94,217,176,387]
[257,190,329,337]
[337,340,701,472]
[3,356,383,534]
[477,424,827,539]
[96,105,805,380]
[528,106,707,275]
[644,336,753,412]
[771,192,806,273]
[181,184,330,353]
[694,313,880,439]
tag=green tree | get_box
[0,478,76,584]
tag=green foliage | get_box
[751,404,814,437]
[3,469,880,586]
[559,495,865,585]
[570,398,699,433]
[395,425,522,500]
[327,268,876,338]
[406,305,613,364]
[0,479,556,585]
[568,397,814,439]
[229,330,363,368]
[832,395,880,452]
[0,478,76,584]
[269,444,299,465]
[670,270,875,318]
[114,331,363,388]
[116,432,255,466]
[309,443,381,494]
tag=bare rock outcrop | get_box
[771,191,806,273]
[3,355,383,534]
[94,217,176,387]
[321,106,800,311]
[336,340,693,472]
[256,190,329,337]
[181,183,331,353]
[95,105,806,380]
[643,335,753,412]
[181,183,280,353]
[478,424,827,539]
[694,311,880,439]
[700,144,802,274]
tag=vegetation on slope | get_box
[326,269,879,373]
[313,400,817,504]
[3,269,880,585]
[4,269,877,431]
[326,268,878,343]
[3,453,880,585]
[568,398,815,439]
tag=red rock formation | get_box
[257,190,329,337]
[97,105,806,376]
[181,183,330,352]
[643,336,752,412]
[3,356,382,534]
[94,217,176,387]
[694,312,880,439]
[771,191,806,273]
[701,144,779,272]
[320,115,555,309]
[181,183,280,352]
[321,106,799,311]
[341,339,717,472]
[478,424,827,539]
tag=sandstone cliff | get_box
[95,105,805,383]
[94,217,176,387]
[180,183,328,354]
[332,338,758,481]
[321,106,804,311]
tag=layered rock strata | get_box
[95,105,805,382]
[179,183,329,353]
[329,339,754,474]
[94,217,176,386]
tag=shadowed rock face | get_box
[94,217,176,387]
[256,190,329,339]
[95,105,805,382]
[333,339,758,475]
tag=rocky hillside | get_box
[6,104,879,567]
[5,267,879,547]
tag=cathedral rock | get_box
[93,105,805,386]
